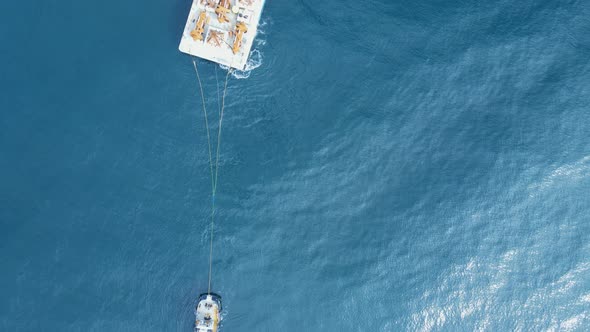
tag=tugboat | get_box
[195,293,222,332]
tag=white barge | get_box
[179,0,266,70]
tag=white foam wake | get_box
[220,49,263,79]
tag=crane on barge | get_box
[190,11,209,41]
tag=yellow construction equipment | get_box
[232,22,248,54]
[207,30,223,47]
[190,11,209,41]
[215,0,231,23]
[201,0,217,8]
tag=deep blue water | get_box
[2,0,590,330]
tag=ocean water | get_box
[1,0,590,330]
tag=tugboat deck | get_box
[179,0,266,70]
[194,293,222,332]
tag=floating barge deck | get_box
[179,0,266,70]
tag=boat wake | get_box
[221,49,263,79]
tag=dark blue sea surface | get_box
[2,0,590,330]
